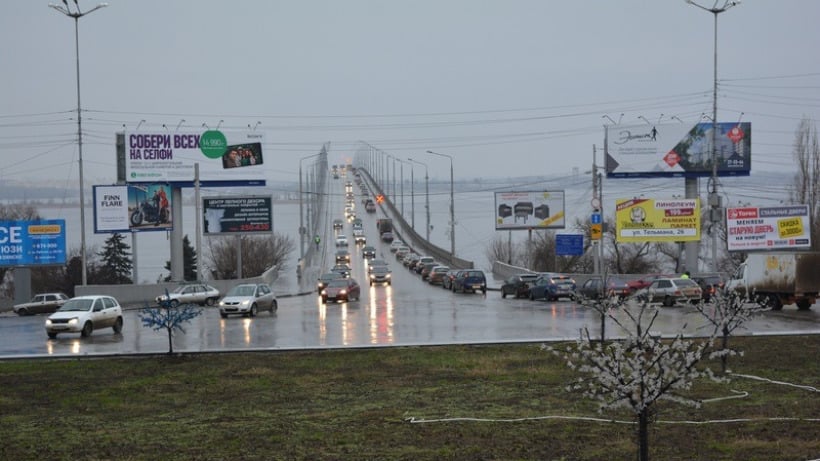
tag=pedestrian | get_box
[681,271,690,279]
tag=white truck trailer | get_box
[725,252,820,310]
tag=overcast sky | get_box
[2,0,819,192]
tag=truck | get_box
[725,252,820,310]
[376,218,393,236]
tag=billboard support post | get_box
[131,231,138,283]
[171,187,184,282]
[195,163,202,282]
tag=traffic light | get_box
[376,194,384,204]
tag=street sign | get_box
[590,223,603,240]
[556,234,584,256]
[591,212,601,224]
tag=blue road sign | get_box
[591,213,602,224]
[556,234,584,256]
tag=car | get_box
[351,218,363,230]
[353,229,366,245]
[577,276,632,300]
[626,274,674,293]
[321,278,361,304]
[381,231,394,243]
[441,269,461,290]
[335,249,351,264]
[389,240,405,252]
[500,274,539,298]
[692,275,726,302]
[330,264,352,278]
[403,253,420,268]
[414,256,435,273]
[367,259,388,273]
[335,235,349,247]
[639,277,703,306]
[155,284,220,307]
[361,245,377,259]
[365,201,377,213]
[218,283,277,318]
[333,219,344,230]
[13,292,69,316]
[528,273,577,301]
[427,266,451,285]
[45,295,123,339]
[394,246,411,260]
[369,265,392,286]
[317,272,344,293]
[452,270,487,294]
[419,261,440,281]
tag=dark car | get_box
[452,270,487,294]
[500,274,539,299]
[316,272,344,293]
[335,249,351,264]
[528,273,577,301]
[381,231,394,243]
[321,278,361,304]
[577,276,631,300]
[330,264,352,278]
[693,275,726,302]
[427,266,450,285]
[441,269,462,290]
[419,261,439,281]
[361,245,377,259]
[333,219,344,230]
[369,266,392,286]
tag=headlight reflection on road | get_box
[368,285,394,344]
[318,296,327,345]
[243,318,252,345]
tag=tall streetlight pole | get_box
[395,158,405,216]
[427,150,455,258]
[408,160,415,229]
[408,158,430,241]
[49,0,108,286]
[687,0,739,273]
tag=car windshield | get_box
[320,273,340,281]
[327,279,349,288]
[227,285,256,296]
[57,298,93,312]
[372,266,390,274]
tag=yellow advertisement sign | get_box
[615,198,701,243]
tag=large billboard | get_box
[0,220,66,267]
[606,122,751,178]
[203,196,273,235]
[123,130,266,185]
[494,191,565,230]
[615,198,701,242]
[93,184,174,233]
[726,205,811,251]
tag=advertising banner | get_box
[93,184,174,233]
[0,220,67,267]
[726,205,811,251]
[203,196,273,235]
[606,122,751,178]
[123,130,265,184]
[494,191,565,230]
[615,198,701,242]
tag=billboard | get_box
[726,205,811,251]
[606,122,751,178]
[123,130,266,185]
[0,220,67,267]
[494,191,565,230]
[93,184,174,233]
[615,198,701,243]
[203,196,273,235]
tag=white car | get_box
[389,240,405,252]
[218,283,278,318]
[335,235,349,247]
[45,295,123,339]
[155,284,221,307]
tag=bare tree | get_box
[693,292,767,373]
[206,233,294,279]
[139,293,203,355]
[789,117,820,250]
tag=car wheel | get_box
[17,308,29,316]
[81,321,93,338]
[767,294,783,311]
[47,332,57,339]
[796,299,811,311]
[206,297,216,306]
[271,300,278,313]
[529,292,535,301]
[170,299,179,308]
[250,304,258,317]
[481,288,487,295]
[112,317,123,334]
[663,296,674,307]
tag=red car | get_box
[321,278,361,304]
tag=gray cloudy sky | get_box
[2,0,819,187]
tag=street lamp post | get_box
[49,0,108,286]
[427,150,455,258]
[687,0,739,273]
[396,159,405,216]
[409,161,415,229]
[408,158,429,241]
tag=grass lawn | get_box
[0,336,818,460]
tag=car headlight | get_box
[385,274,391,278]
[321,289,327,295]
[68,318,78,326]
[339,289,347,295]
[45,319,52,326]
[370,274,375,279]
[241,300,250,306]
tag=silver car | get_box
[640,277,703,307]
[156,284,221,307]
[45,295,123,339]
[13,292,69,316]
[218,283,277,318]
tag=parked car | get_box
[441,269,461,290]
[626,274,674,293]
[155,284,220,307]
[692,275,726,302]
[577,276,632,300]
[369,266,392,286]
[361,245,377,259]
[528,273,577,301]
[218,283,277,318]
[321,278,361,304]
[333,219,344,230]
[500,274,539,299]
[335,235,349,247]
[317,272,344,293]
[638,277,703,306]
[427,266,451,285]
[45,295,123,339]
[452,270,488,294]
[381,232,395,243]
[335,249,351,264]
[13,292,69,316]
